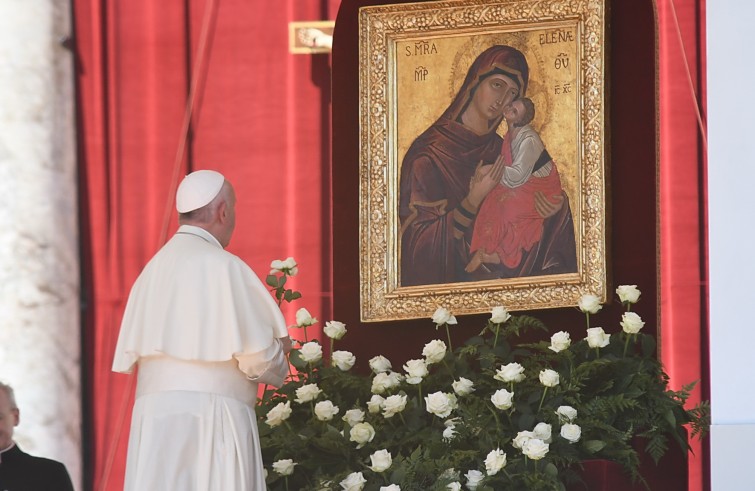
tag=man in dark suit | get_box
[0,381,74,491]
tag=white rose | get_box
[522,438,550,460]
[464,470,484,490]
[425,391,457,418]
[484,448,507,476]
[294,383,322,403]
[340,471,367,491]
[447,482,462,491]
[442,424,457,441]
[296,307,318,327]
[272,458,297,476]
[369,449,393,473]
[269,259,285,275]
[324,320,347,340]
[367,394,385,414]
[432,307,457,326]
[490,306,511,324]
[621,311,645,334]
[403,359,428,384]
[342,408,365,426]
[578,294,603,314]
[382,394,408,418]
[616,284,641,304]
[332,350,356,371]
[299,341,323,363]
[452,377,475,396]
[585,327,611,348]
[533,422,553,443]
[265,401,292,427]
[314,400,339,421]
[560,423,582,443]
[349,422,376,448]
[270,256,298,276]
[539,369,560,387]
[556,405,578,423]
[380,486,401,491]
[512,430,534,449]
[369,355,393,374]
[371,371,403,394]
[549,331,571,353]
[423,339,447,364]
[490,388,514,410]
[494,362,525,383]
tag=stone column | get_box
[0,1,81,489]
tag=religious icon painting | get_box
[358,0,609,321]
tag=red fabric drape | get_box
[74,1,337,488]
[658,0,708,490]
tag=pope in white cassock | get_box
[112,169,292,490]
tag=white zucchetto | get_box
[176,169,225,213]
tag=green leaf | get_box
[583,440,606,453]
[265,274,279,287]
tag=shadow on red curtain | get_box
[73,0,338,488]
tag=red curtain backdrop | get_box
[658,0,708,489]
[73,1,339,488]
[73,0,707,489]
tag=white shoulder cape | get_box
[112,225,288,373]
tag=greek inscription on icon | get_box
[539,30,575,45]
[555,52,569,70]
[554,83,573,95]
[405,40,438,56]
[415,66,429,81]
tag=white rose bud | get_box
[539,369,560,388]
[585,327,611,348]
[452,377,476,396]
[549,331,571,353]
[432,307,457,326]
[342,408,365,427]
[294,383,322,403]
[382,394,408,418]
[616,284,641,304]
[533,422,553,443]
[295,307,318,327]
[340,471,367,491]
[369,449,393,473]
[380,485,401,491]
[349,422,376,448]
[332,350,356,371]
[369,355,392,374]
[490,306,511,324]
[560,423,582,443]
[512,430,534,449]
[464,470,484,491]
[425,391,457,418]
[494,362,525,383]
[522,438,550,460]
[371,371,403,394]
[442,424,457,441]
[621,312,645,334]
[367,394,385,414]
[422,339,447,364]
[490,388,514,410]
[324,320,347,340]
[272,458,297,476]
[314,400,339,421]
[403,359,429,384]
[556,405,578,423]
[484,448,507,476]
[447,483,462,491]
[299,341,323,363]
[265,401,292,427]
[578,294,603,314]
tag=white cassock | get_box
[112,224,289,491]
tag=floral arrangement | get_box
[259,259,709,491]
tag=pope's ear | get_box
[217,200,228,221]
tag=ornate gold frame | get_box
[358,0,608,322]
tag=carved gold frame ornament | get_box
[358,0,608,322]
